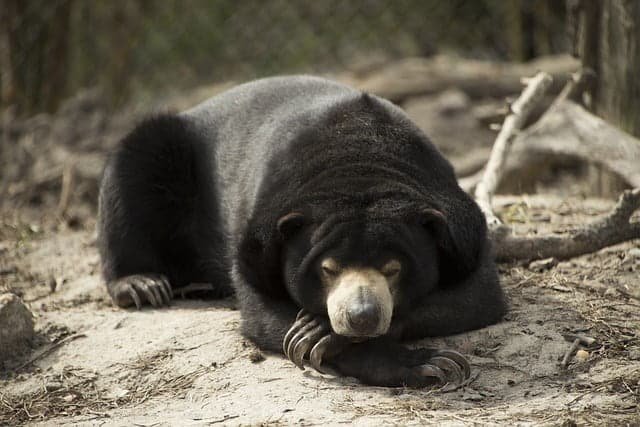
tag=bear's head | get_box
[272,207,468,339]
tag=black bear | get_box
[98,76,506,387]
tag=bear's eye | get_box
[320,258,340,277]
[380,259,401,277]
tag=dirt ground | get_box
[1,66,639,426]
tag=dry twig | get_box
[550,68,595,108]
[16,333,87,371]
[561,338,582,368]
[57,162,75,217]
[475,72,553,226]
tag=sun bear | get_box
[98,76,507,387]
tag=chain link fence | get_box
[1,0,566,115]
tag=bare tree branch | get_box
[492,188,640,263]
[466,68,640,264]
[474,72,553,226]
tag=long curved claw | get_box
[125,284,142,309]
[130,277,160,307]
[143,275,172,306]
[286,319,319,366]
[309,335,334,374]
[291,324,327,369]
[432,349,471,379]
[429,356,465,384]
[156,276,172,304]
[147,278,164,306]
[162,276,173,299]
[416,363,447,383]
[283,312,314,356]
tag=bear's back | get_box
[182,76,364,240]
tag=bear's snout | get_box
[326,268,394,338]
[346,289,381,335]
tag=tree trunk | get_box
[0,0,17,107]
[506,0,565,61]
[571,0,640,137]
[41,0,72,112]
[569,0,640,196]
[1,0,72,114]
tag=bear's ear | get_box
[420,207,454,253]
[277,212,306,239]
[420,208,447,225]
[419,207,481,282]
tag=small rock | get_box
[44,381,63,391]
[248,349,265,363]
[462,391,484,401]
[575,349,589,362]
[62,394,76,402]
[0,293,35,363]
[106,387,130,399]
[528,257,558,272]
[628,248,640,259]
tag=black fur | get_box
[98,76,506,384]
[98,115,230,295]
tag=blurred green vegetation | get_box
[1,0,566,115]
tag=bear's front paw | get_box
[283,309,348,372]
[331,341,471,388]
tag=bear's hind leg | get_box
[98,114,230,309]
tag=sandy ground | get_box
[1,195,639,426]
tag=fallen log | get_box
[350,54,579,103]
[492,189,640,263]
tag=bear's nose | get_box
[346,295,380,336]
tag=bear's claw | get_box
[286,317,320,366]
[282,310,314,362]
[283,309,342,372]
[309,334,343,373]
[283,310,471,387]
[414,349,470,386]
[433,349,471,380]
[291,324,326,368]
[109,274,172,309]
[416,363,447,383]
